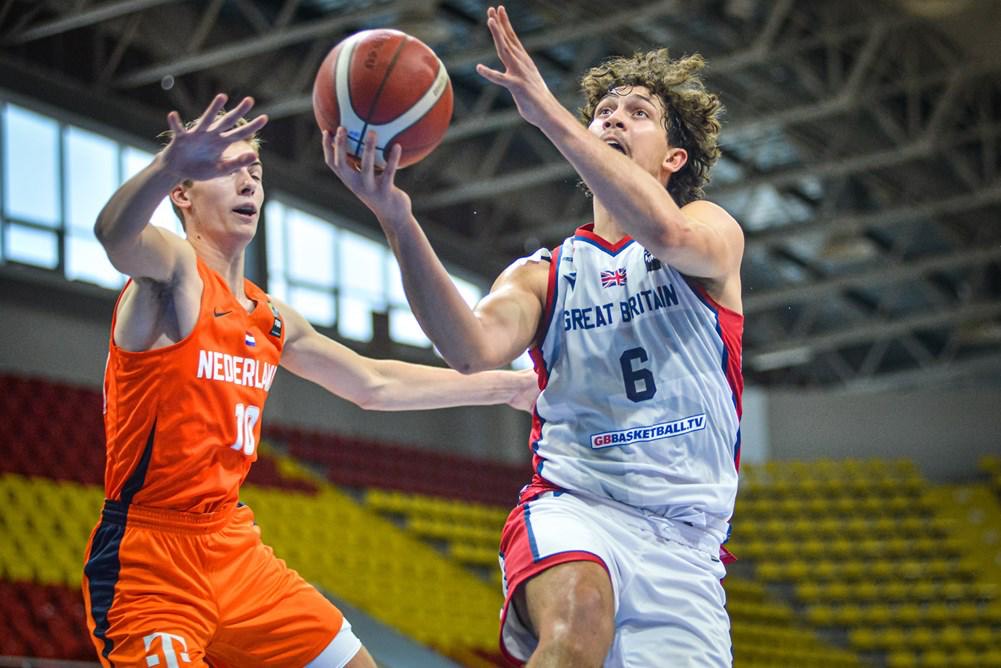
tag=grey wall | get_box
[767,386,1001,481]
[0,268,533,465]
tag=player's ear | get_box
[170,182,192,210]
[662,147,687,175]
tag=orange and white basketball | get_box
[312,28,453,169]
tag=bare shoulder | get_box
[682,200,743,237]
[679,200,744,311]
[492,249,552,299]
[113,242,203,351]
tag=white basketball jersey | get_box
[527,225,743,543]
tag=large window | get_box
[264,198,488,350]
[3,104,61,270]
[0,95,536,363]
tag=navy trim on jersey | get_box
[85,419,156,664]
[533,245,562,355]
[523,503,541,561]
[573,234,636,257]
[531,411,548,476]
[121,419,157,504]
[733,427,742,469]
[84,519,124,665]
[573,224,636,257]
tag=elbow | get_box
[93,217,112,246]
[93,214,125,251]
[350,385,382,411]
[442,351,493,375]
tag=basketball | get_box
[312,29,453,170]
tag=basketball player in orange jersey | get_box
[83,93,538,668]
[327,5,744,667]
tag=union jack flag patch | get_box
[600,268,627,288]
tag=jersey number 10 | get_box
[231,403,261,456]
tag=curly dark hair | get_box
[579,49,723,206]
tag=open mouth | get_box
[605,139,628,155]
[232,204,258,218]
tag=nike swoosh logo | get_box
[213,309,233,317]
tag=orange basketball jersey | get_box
[102,257,285,513]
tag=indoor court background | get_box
[1,1,1000,666]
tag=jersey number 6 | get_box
[620,347,657,402]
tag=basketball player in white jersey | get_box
[325,5,743,666]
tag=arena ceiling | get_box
[2,0,1000,391]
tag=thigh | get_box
[498,492,619,663]
[208,507,343,667]
[83,521,215,667]
[520,560,615,639]
[610,536,731,668]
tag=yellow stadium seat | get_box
[834,603,863,627]
[784,559,810,582]
[813,559,838,580]
[836,560,868,580]
[982,648,1001,667]
[800,538,827,559]
[894,602,921,625]
[851,580,880,603]
[908,626,936,651]
[828,537,854,559]
[887,650,917,668]
[806,604,835,627]
[863,603,892,626]
[969,625,996,648]
[848,627,877,650]
[923,602,951,624]
[804,496,829,515]
[921,649,951,668]
[883,581,910,603]
[952,649,982,668]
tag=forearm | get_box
[537,104,687,243]
[94,153,179,249]
[364,361,523,411]
[379,214,496,372]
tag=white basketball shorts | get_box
[498,490,732,667]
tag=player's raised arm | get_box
[93,94,267,281]
[476,6,741,286]
[322,128,547,373]
[275,297,539,412]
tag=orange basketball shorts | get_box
[82,500,342,667]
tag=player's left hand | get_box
[506,368,541,413]
[476,5,558,129]
[323,128,413,227]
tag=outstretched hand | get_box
[160,94,267,181]
[322,127,413,226]
[476,5,557,128]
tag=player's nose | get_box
[603,111,626,129]
[236,169,256,195]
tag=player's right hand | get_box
[159,94,268,182]
[323,127,414,228]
